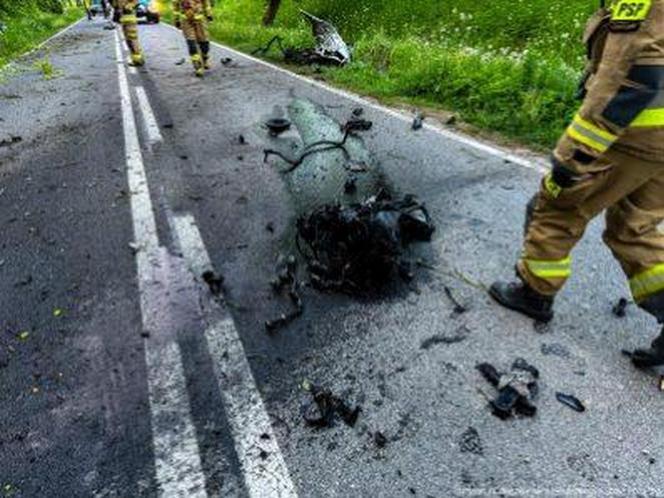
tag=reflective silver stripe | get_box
[569,120,615,150]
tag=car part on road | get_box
[296,191,435,294]
[555,392,586,413]
[265,255,304,333]
[265,117,292,136]
[264,116,373,173]
[252,11,351,66]
[476,359,539,419]
[301,380,361,429]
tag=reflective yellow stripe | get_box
[544,174,562,198]
[566,115,617,153]
[194,14,206,21]
[631,108,664,127]
[630,264,664,302]
[525,257,572,280]
[121,15,138,23]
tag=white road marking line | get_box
[171,214,299,498]
[162,23,548,174]
[135,86,164,148]
[115,30,208,498]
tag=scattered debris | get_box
[296,191,435,294]
[265,255,303,333]
[556,392,586,413]
[17,331,30,341]
[128,242,141,254]
[443,286,468,315]
[265,222,275,233]
[53,308,63,318]
[343,176,357,194]
[0,136,22,148]
[352,107,364,117]
[202,271,224,296]
[612,297,629,318]
[459,427,483,455]
[175,58,186,66]
[220,57,233,65]
[476,359,539,419]
[238,134,246,145]
[420,327,469,350]
[252,11,351,66]
[412,112,425,131]
[301,380,361,428]
[373,431,388,448]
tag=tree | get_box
[262,0,281,26]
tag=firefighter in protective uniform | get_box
[112,0,145,66]
[173,0,213,77]
[490,0,664,368]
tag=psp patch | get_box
[610,0,652,22]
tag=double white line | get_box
[114,28,297,497]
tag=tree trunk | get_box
[262,0,281,26]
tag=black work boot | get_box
[489,280,554,323]
[631,327,664,369]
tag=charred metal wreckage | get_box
[252,10,351,66]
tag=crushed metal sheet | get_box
[477,359,539,420]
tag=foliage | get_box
[167,0,597,149]
[0,1,81,70]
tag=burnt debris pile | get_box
[477,359,540,420]
[297,190,435,294]
[301,381,362,429]
[252,11,351,66]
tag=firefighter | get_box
[112,0,145,66]
[490,0,664,368]
[173,0,213,77]
[84,0,93,20]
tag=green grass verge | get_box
[0,6,83,70]
[164,0,593,150]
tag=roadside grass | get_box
[161,0,595,150]
[0,6,82,71]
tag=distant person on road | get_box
[490,0,664,368]
[112,0,145,66]
[173,0,213,77]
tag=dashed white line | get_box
[114,30,208,498]
[162,23,547,174]
[135,86,164,148]
[172,214,299,498]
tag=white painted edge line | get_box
[162,23,548,175]
[135,86,164,148]
[171,214,299,498]
[115,30,208,498]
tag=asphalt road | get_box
[1,18,664,498]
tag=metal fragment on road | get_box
[556,392,586,413]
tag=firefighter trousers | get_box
[518,148,664,318]
[120,10,144,65]
[181,18,210,73]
